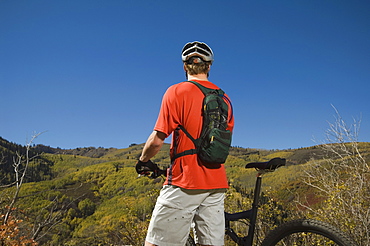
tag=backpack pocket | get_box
[199,128,232,165]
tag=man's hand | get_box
[135,160,165,178]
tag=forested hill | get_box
[1,135,368,185]
[0,135,337,168]
[1,136,370,245]
[0,135,328,185]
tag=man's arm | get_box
[139,130,166,162]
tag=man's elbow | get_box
[150,131,166,148]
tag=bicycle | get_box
[136,158,358,246]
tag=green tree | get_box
[78,199,96,217]
[112,161,123,172]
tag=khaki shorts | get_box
[146,185,226,246]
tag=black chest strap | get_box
[171,125,200,162]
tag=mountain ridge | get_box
[1,135,370,245]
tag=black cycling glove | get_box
[135,160,165,178]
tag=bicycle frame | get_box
[142,157,355,246]
[225,172,263,246]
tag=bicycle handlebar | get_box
[136,157,286,179]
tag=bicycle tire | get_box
[185,234,196,246]
[261,219,358,246]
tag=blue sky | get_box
[1,0,369,150]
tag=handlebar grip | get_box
[135,160,167,178]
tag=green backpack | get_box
[172,81,233,165]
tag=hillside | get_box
[1,137,369,245]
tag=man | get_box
[137,41,234,246]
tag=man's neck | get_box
[187,74,208,81]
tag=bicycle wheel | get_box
[185,234,196,246]
[261,219,358,246]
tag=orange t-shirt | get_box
[154,80,234,189]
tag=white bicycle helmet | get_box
[181,41,214,63]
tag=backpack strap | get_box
[187,80,225,97]
[171,81,208,162]
[171,125,199,161]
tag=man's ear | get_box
[183,64,188,79]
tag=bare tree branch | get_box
[3,132,42,225]
[303,108,370,245]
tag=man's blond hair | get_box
[184,62,211,76]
